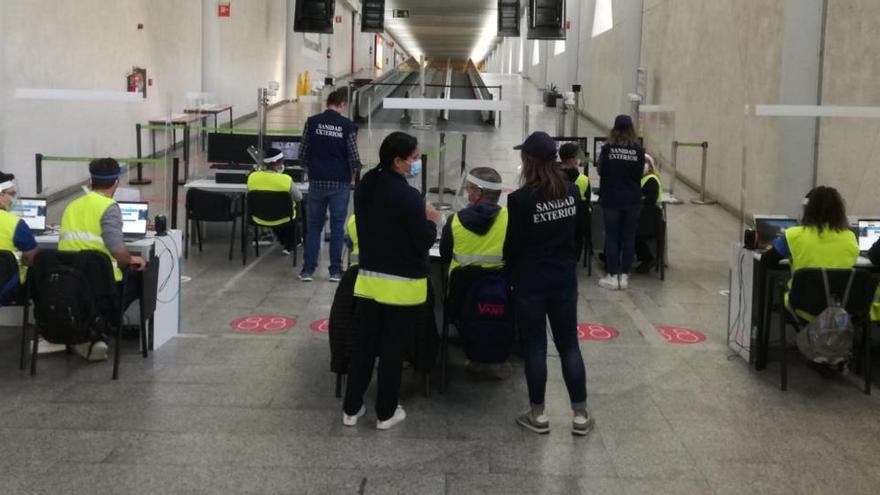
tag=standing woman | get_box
[342,132,439,430]
[597,115,645,290]
[505,132,592,436]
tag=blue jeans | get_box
[302,185,349,275]
[515,292,587,409]
[603,205,642,275]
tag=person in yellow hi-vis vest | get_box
[344,214,358,267]
[438,167,507,274]
[558,143,590,261]
[246,148,302,254]
[761,186,858,319]
[59,158,146,361]
[343,132,438,431]
[635,153,664,273]
[0,172,39,292]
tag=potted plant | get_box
[545,84,562,107]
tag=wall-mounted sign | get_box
[393,9,410,18]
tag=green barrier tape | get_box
[41,156,168,164]
[138,125,302,135]
[675,142,706,148]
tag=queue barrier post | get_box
[672,140,716,205]
[171,157,180,229]
[35,154,43,195]
[460,134,468,175]
[130,123,152,185]
[421,153,428,197]
[434,133,452,210]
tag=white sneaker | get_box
[343,405,366,427]
[598,274,619,291]
[37,338,66,354]
[73,341,108,361]
[619,274,629,290]
[376,405,406,430]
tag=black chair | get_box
[636,204,666,280]
[774,268,876,394]
[24,250,148,380]
[440,265,507,393]
[185,188,241,261]
[0,250,28,370]
[244,190,299,266]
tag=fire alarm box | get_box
[127,67,147,98]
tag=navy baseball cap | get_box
[514,131,557,161]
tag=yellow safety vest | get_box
[640,174,664,204]
[346,214,359,266]
[246,171,297,226]
[354,270,428,306]
[59,192,122,281]
[574,174,590,202]
[785,225,858,318]
[0,209,28,283]
[449,208,508,276]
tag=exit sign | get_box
[393,9,410,18]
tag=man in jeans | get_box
[298,88,361,282]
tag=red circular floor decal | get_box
[577,323,619,341]
[656,326,705,344]
[310,318,329,333]
[230,315,296,334]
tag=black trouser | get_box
[271,222,296,250]
[343,298,417,421]
[635,238,655,263]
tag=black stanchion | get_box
[35,154,43,195]
[171,158,179,229]
[130,123,153,185]
[421,153,428,197]
[460,134,467,175]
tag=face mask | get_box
[563,168,580,182]
[407,159,422,178]
[8,198,18,212]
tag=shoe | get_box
[37,338,66,354]
[516,409,550,434]
[73,341,108,361]
[598,274,619,291]
[635,259,655,274]
[343,405,366,427]
[282,248,293,256]
[376,405,406,430]
[298,273,313,282]
[619,274,629,290]
[572,409,595,436]
[329,272,343,282]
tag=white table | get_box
[184,178,309,194]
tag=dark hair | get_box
[468,167,502,204]
[327,88,349,107]
[379,132,418,169]
[802,186,849,233]
[89,158,121,190]
[608,114,638,146]
[0,172,15,184]
[558,143,580,161]
[521,151,567,200]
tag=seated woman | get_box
[761,186,858,317]
[635,153,662,273]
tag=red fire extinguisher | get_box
[127,72,142,93]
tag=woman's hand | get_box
[425,203,440,224]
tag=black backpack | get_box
[33,254,108,346]
[458,274,514,364]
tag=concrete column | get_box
[619,0,643,114]
[774,0,826,216]
[201,0,220,95]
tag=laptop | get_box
[118,201,149,240]
[754,215,798,250]
[857,219,880,253]
[11,197,48,234]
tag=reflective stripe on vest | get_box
[246,170,297,226]
[784,225,859,318]
[574,174,589,201]
[449,207,508,275]
[354,269,427,306]
[347,214,359,265]
[0,209,26,283]
[59,191,121,281]
[640,174,664,204]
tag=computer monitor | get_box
[272,140,301,161]
[118,202,149,237]
[552,137,589,165]
[754,216,798,250]
[208,133,302,164]
[12,197,47,233]
[858,219,880,252]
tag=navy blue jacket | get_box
[598,142,644,209]
[355,167,437,280]
[302,109,357,183]
[504,182,583,296]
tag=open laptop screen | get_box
[12,198,47,232]
[118,202,149,236]
[858,219,880,252]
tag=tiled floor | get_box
[2,74,880,494]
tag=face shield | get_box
[452,172,504,212]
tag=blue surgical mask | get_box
[407,159,422,178]
[8,199,18,212]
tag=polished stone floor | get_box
[2,74,880,494]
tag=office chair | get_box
[185,188,241,261]
[244,190,299,266]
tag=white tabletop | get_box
[36,232,157,249]
[184,179,309,193]
[590,191,680,205]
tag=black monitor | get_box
[208,133,301,165]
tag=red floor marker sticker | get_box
[230,315,295,334]
[577,323,619,341]
[656,326,705,344]
[310,318,329,333]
